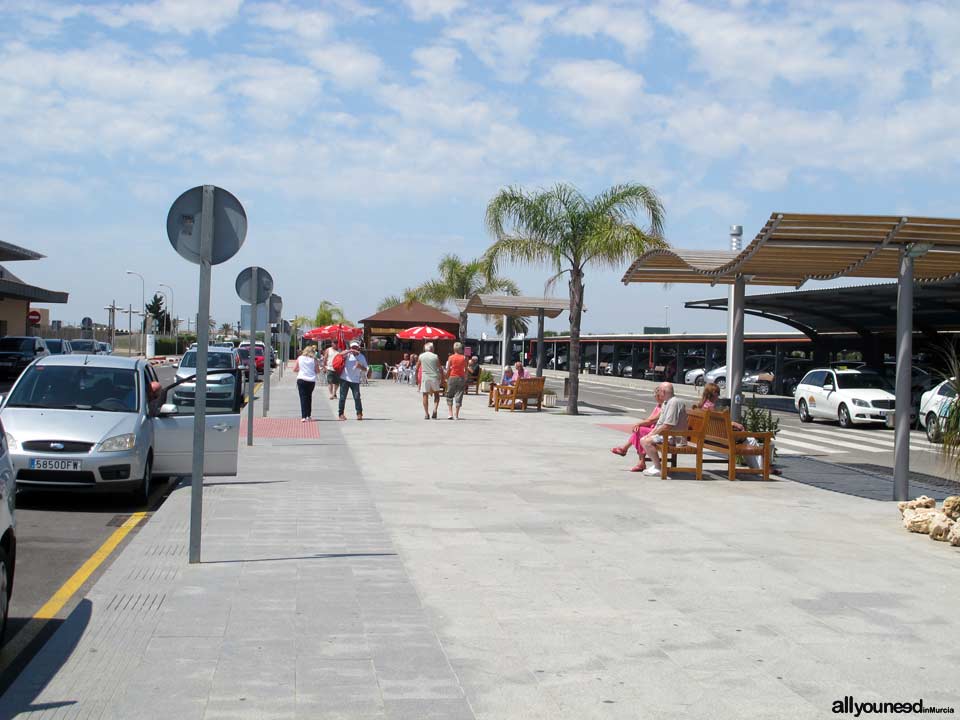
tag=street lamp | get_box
[126,270,145,355]
[159,283,175,352]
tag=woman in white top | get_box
[294,345,321,421]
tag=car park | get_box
[704,355,775,390]
[0,355,241,501]
[794,368,897,428]
[44,338,73,355]
[173,347,241,408]
[0,337,50,380]
[69,339,100,355]
[918,377,957,443]
[0,414,16,640]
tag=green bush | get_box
[479,369,494,383]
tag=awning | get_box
[0,239,45,263]
[0,277,68,303]
[454,294,568,318]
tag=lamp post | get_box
[126,270,145,355]
[159,283,175,352]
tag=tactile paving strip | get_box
[238,417,322,438]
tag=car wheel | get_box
[0,547,10,642]
[798,399,812,423]
[716,377,726,390]
[694,376,704,387]
[838,404,853,429]
[135,456,153,505]
[926,412,941,443]
[756,381,771,395]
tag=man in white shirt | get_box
[338,340,368,421]
[322,343,339,399]
[639,382,688,477]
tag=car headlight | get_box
[98,433,137,452]
[4,432,16,450]
[217,375,234,384]
[851,398,869,407]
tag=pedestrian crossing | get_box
[774,423,937,457]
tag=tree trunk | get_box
[566,268,584,415]
[459,312,468,344]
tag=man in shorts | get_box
[322,342,339,399]
[417,342,444,419]
[639,382,688,477]
[444,342,467,420]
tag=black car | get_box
[44,338,73,355]
[0,336,50,378]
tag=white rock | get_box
[898,495,936,516]
[928,513,955,542]
[903,508,939,533]
[948,521,960,547]
[942,496,960,521]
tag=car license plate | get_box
[885,413,895,429]
[30,458,82,471]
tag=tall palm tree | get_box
[409,254,520,340]
[314,301,348,326]
[484,183,665,414]
[218,322,233,337]
[377,290,416,312]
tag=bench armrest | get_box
[732,430,775,441]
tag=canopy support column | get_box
[536,308,545,377]
[501,314,509,368]
[894,248,915,501]
[725,225,745,422]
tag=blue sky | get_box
[1,0,958,336]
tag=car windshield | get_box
[237,348,249,359]
[71,340,97,352]
[6,365,139,412]
[180,351,234,369]
[836,372,892,391]
[0,338,33,352]
[46,340,63,352]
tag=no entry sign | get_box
[27,310,41,326]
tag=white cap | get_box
[349,340,360,348]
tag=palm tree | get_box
[484,183,665,414]
[377,291,415,312]
[409,254,520,341]
[314,301,348,326]
[218,322,233,337]
[493,315,529,338]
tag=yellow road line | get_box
[34,512,146,620]
[243,382,263,404]
[0,512,147,669]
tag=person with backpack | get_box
[337,340,368,421]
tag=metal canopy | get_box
[0,239,45,263]
[621,213,960,287]
[685,280,960,340]
[454,294,567,318]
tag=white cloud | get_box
[405,0,465,22]
[307,42,382,88]
[543,59,646,123]
[89,0,243,34]
[247,1,333,40]
[230,58,323,126]
[554,2,652,54]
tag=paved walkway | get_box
[1,373,959,718]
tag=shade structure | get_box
[396,325,455,340]
[453,294,568,318]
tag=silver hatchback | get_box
[0,355,241,500]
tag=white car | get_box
[0,413,15,640]
[685,368,705,386]
[794,368,895,428]
[174,347,241,409]
[918,378,957,443]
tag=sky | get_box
[1,0,958,338]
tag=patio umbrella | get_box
[396,325,456,340]
[304,324,363,348]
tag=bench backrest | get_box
[702,409,735,449]
[514,376,545,397]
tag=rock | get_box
[898,496,936,516]
[949,522,960,547]
[903,508,939,533]
[928,513,955,541]
[943,496,960,520]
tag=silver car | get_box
[0,414,16,640]
[0,355,241,500]
[173,347,240,409]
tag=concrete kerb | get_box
[2,373,959,719]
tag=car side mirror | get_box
[823,384,834,392]
[159,403,178,416]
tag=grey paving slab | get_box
[3,376,960,719]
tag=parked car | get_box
[794,368,897,428]
[98,342,112,355]
[704,355,775,390]
[173,347,241,408]
[918,377,957,443]
[69,339,101,355]
[685,368,705,386]
[44,339,73,355]
[236,346,264,377]
[0,337,50,380]
[0,355,241,500]
[0,414,16,640]
[869,363,937,408]
[741,359,813,396]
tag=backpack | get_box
[332,352,346,375]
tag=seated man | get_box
[488,366,516,406]
[638,382,688,477]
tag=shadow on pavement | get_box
[15,477,175,514]
[777,457,955,501]
[204,552,397,565]
[0,599,91,713]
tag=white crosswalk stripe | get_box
[776,428,872,453]
[792,424,941,455]
[768,433,847,455]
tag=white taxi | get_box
[918,378,957,443]
[794,368,896,428]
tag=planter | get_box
[543,393,557,408]
[479,381,491,393]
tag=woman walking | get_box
[611,385,665,472]
[295,346,321,422]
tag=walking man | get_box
[322,342,339,399]
[417,342,444,419]
[445,342,467,420]
[338,340,368,421]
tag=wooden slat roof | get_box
[622,213,960,287]
[454,294,568,318]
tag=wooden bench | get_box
[489,376,546,412]
[659,408,774,480]
[658,408,707,480]
[465,372,482,395]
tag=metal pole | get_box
[725,224,743,402]
[501,314,509,367]
[596,341,600,374]
[128,304,133,355]
[730,275,745,423]
[894,249,913,501]
[247,280,258,447]
[263,315,271,417]
[189,184,214,564]
[536,308,545,377]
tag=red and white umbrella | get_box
[396,325,456,340]
[304,324,363,348]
